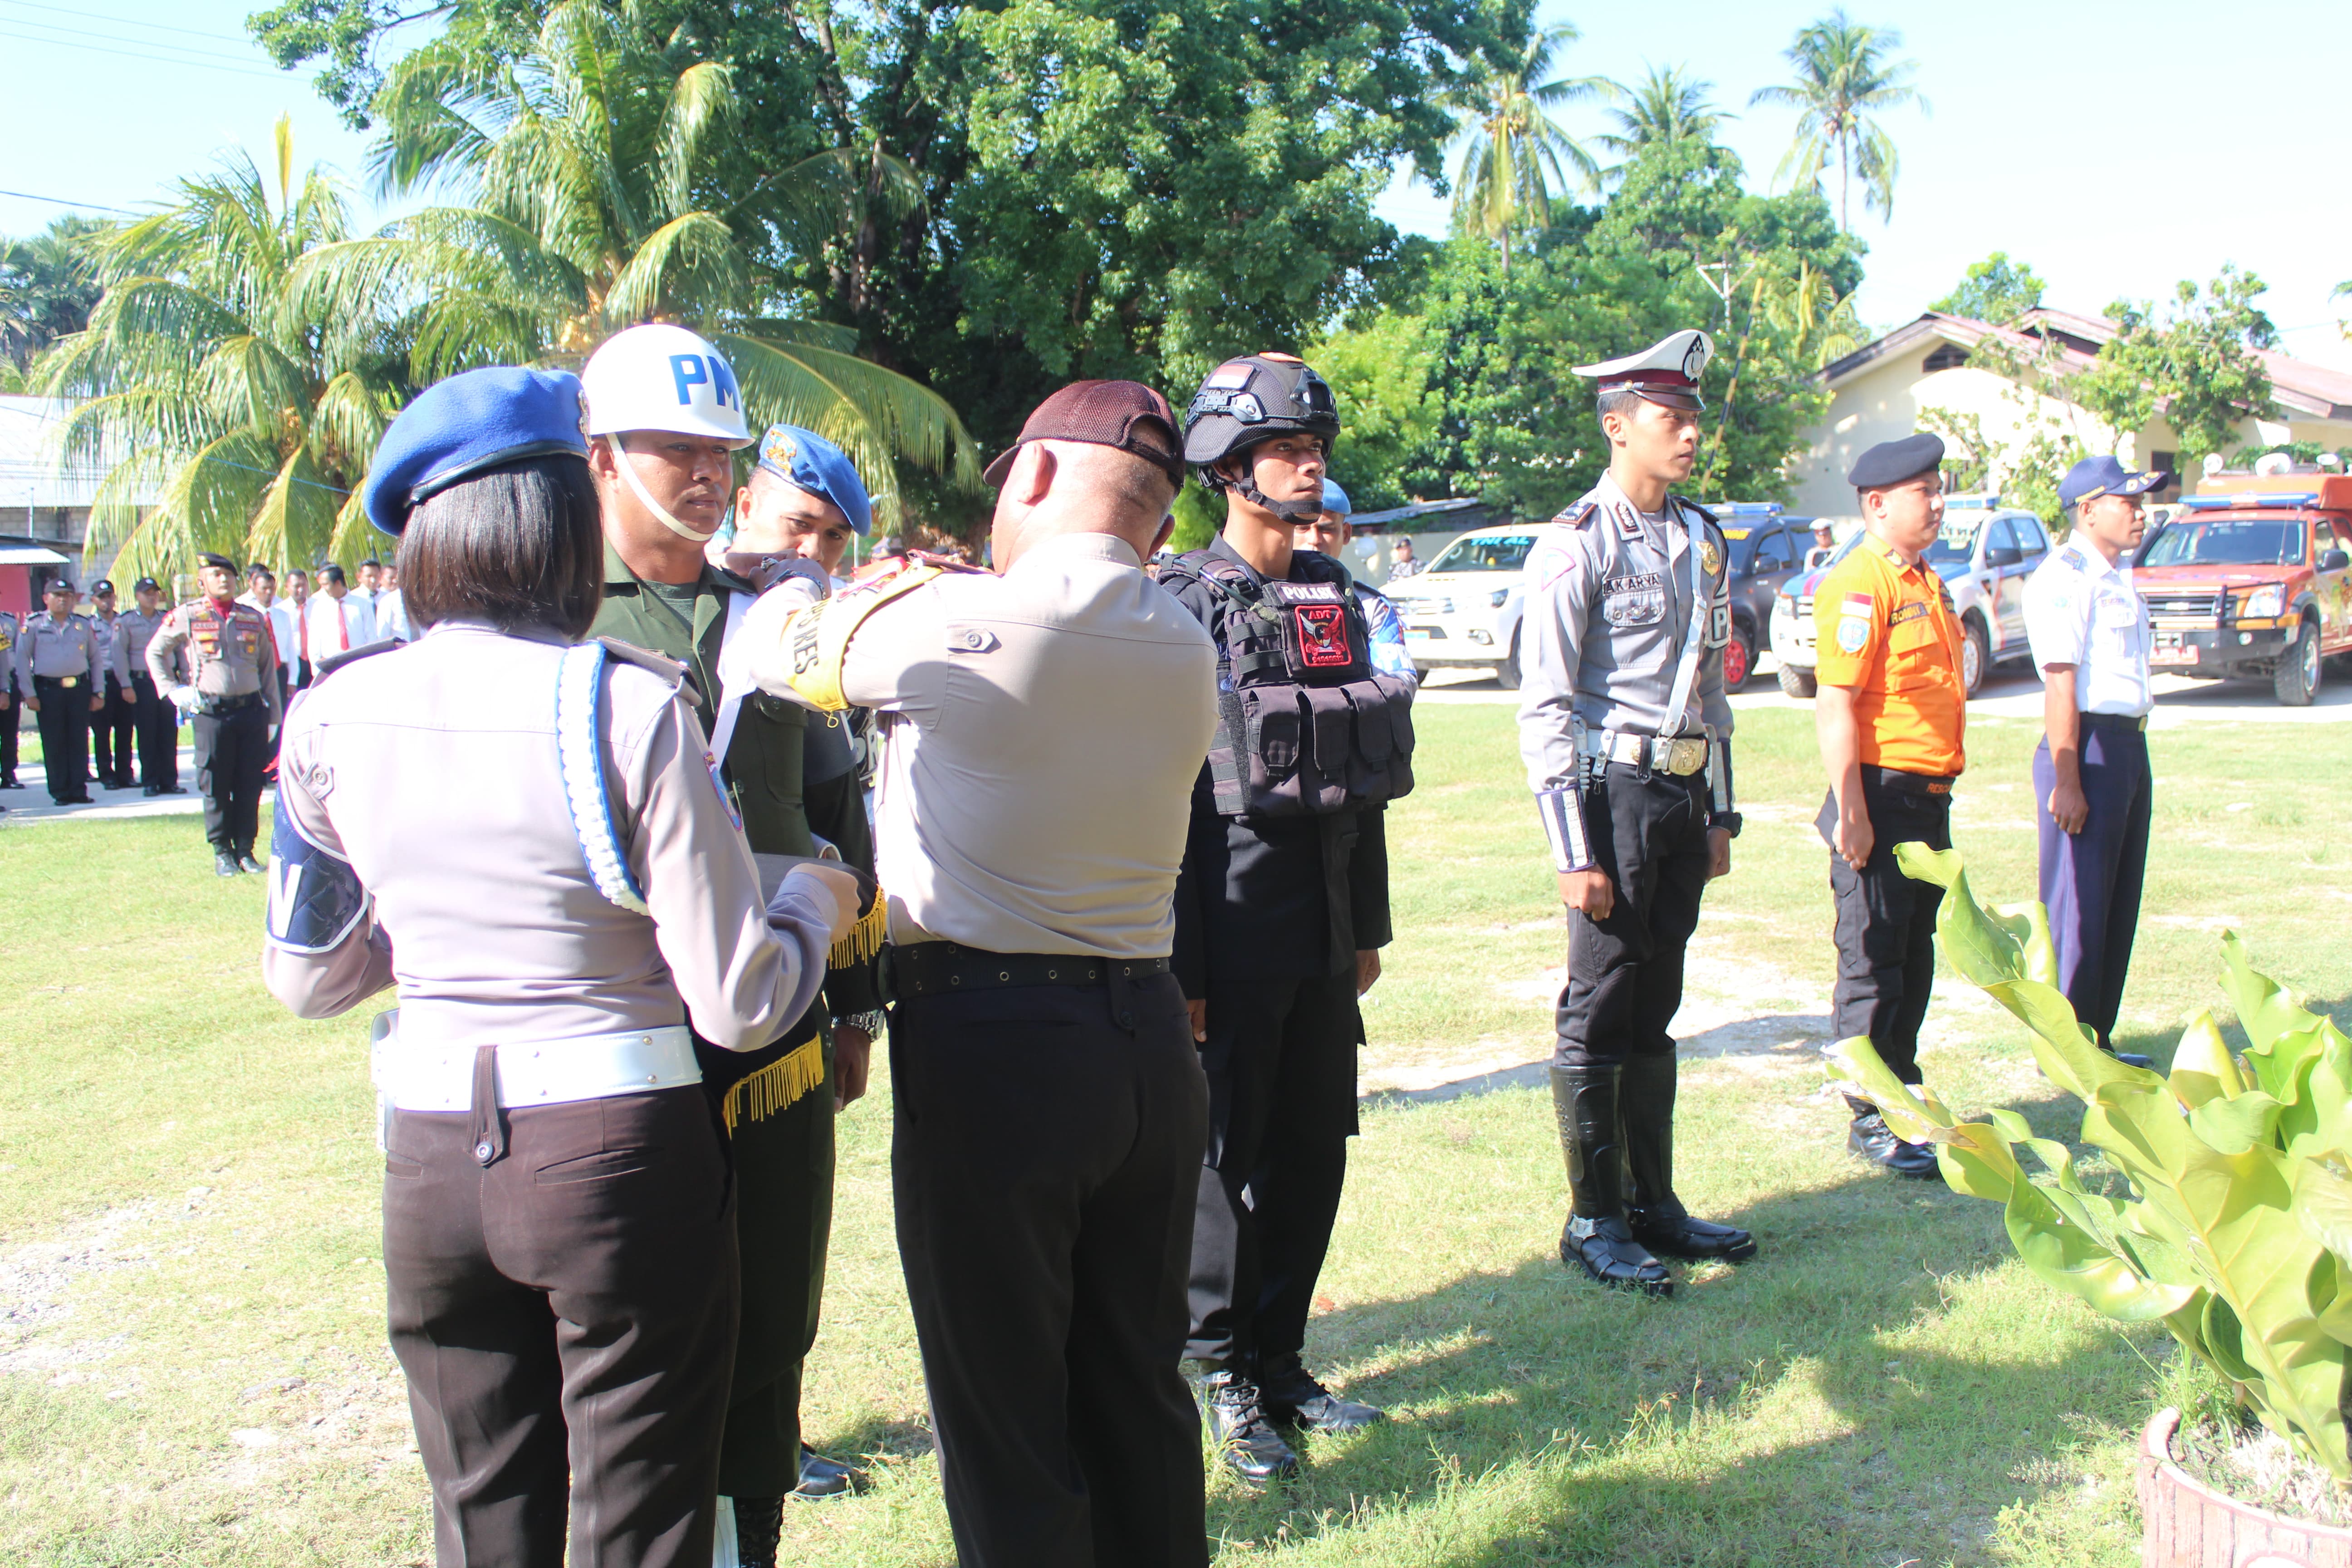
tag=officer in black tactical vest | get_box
[1159,353,1415,1483]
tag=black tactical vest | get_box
[1166,549,1416,819]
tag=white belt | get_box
[1579,729,1710,777]
[368,1010,701,1112]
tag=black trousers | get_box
[2034,725,2152,1048]
[131,673,177,789]
[1819,773,1954,1087]
[194,702,267,853]
[1555,769,1714,1067]
[1,676,19,784]
[31,676,93,804]
[92,671,134,785]
[383,1085,738,1568]
[1186,968,1360,1373]
[891,971,1208,1568]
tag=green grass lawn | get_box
[2,702,2344,1566]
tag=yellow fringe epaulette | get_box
[828,888,888,971]
[720,1033,826,1134]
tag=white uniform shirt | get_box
[2024,537,2153,717]
[303,591,377,657]
[745,532,1218,958]
[376,589,412,642]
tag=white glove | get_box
[757,556,833,601]
[169,686,200,715]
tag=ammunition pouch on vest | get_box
[1171,551,1416,820]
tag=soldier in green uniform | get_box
[579,326,883,1567]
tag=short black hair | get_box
[398,454,602,639]
[247,562,269,576]
[359,557,382,569]
[318,564,348,586]
[1595,388,1644,425]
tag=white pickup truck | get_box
[1388,524,1540,686]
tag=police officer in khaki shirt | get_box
[115,578,183,794]
[87,578,138,789]
[147,553,284,875]
[17,578,104,805]
[0,603,23,794]
[741,380,1220,1568]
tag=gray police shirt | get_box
[1516,471,1734,793]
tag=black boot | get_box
[1620,1056,1757,1262]
[792,1443,862,1499]
[1844,1094,1941,1179]
[1199,1367,1299,1482]
[1550,1064,1671,1296]
[731,1494,785,1568]
[1258,1352,1384,1433]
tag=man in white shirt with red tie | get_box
[301,564,377,659]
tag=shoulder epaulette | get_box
[312,637,401,683]
[1556,500,1598,529]
[595,636,704,708]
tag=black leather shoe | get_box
[731,1494,784,1568]
[1562,1214,1673,1296]
[2105,1048,2156,1070]
[1259,1356,1385,1433]
[1628,1201,1758,1262]
[160,784,187,794]
[1200,1370,1299,1483]
[215,852,242,877]
[792,1444,862,1500]
[1848,1112,1941,1179]
[237,853,265,875]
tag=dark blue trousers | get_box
[2034,723,2152,1049]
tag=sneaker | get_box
[1200,1370,1299,1483]
[1258,1357,1384,1433]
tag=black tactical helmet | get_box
[1183,353,1341,491]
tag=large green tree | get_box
[1449,20,1612,272]
[1749,9,1925,231]
[2075,265,2276,470]
[0,216,108,381]
[252,0,1509,525]
[1931,250,2045,324]
[39,121,407,577]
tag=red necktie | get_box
[336,600,349,652]
[299,604,309,661]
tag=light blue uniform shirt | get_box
[2023,538,2153,717]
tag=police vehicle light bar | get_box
[2180,492,2318,510]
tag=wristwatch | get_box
[833,1009,887,1039]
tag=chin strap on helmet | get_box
[606,436,722,542]
[1234,473,1325,522]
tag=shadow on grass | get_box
[1205,1099,2149,1565]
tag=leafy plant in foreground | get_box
[1827,845,2352,1478]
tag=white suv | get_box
[1389,524,1540,686]
[1768,499,2050,697]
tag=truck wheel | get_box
[1776,663,1817,699]
[1723,622,1756,692]
[1960,617,1989,696]
[2275,618,2322,706]
[1496,636,1521,690]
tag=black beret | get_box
[1847,433,1945,490]
[196,552,239,572]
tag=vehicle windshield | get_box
[2140,517,2305,568]
[1922,513,1985,570]
[1430,534,1537,573]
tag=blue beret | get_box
[754,425,872,536]
[1320,478,1352,516]
[2059,454,2168,511]
[362,368,589,537]
[1847,432,1945,490]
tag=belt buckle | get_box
[61,675,78,689]
[1665,737,1706,775]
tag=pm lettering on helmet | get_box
[669,353,741,412]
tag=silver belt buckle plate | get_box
[1665,737,1707,775]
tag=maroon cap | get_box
[982,380,1186,490]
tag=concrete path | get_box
[0,744,275,828]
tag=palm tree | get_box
[1451,22,1614,271]
[1749,10,1926,231]
[294,0,975,521]
[1596,64,1732,179]
[0,216,108,377]
[38,118,405,578]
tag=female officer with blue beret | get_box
[260,365,860,1568]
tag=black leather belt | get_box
[200,691,264,715]
[883,941,1171,1000]
[1867,767,1955,796]
[2081,711,2150,733]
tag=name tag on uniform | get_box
[2097,597,2140,628]
[1889,601,1928,626]
[1601,571,1665,627]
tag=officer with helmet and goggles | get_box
[580,325,888,1560]
[1158,354,1416,1483]
[1517,330,1755,1300]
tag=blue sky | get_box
[6,0,2347,369]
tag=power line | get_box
[0,189,136,215]
[0,12,297,70]
[0,0,250,43]
[0,401,354,498]
[0,25,298,81]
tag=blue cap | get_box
[2058,455,2168,512]
[1320,478,1352,517]
[755,425,872,536]
[361,367,589,537]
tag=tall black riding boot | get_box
[1620,1055,1757,1261]
[1550,1063,1671,1296]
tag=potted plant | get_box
[1826,847,2352,1567]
